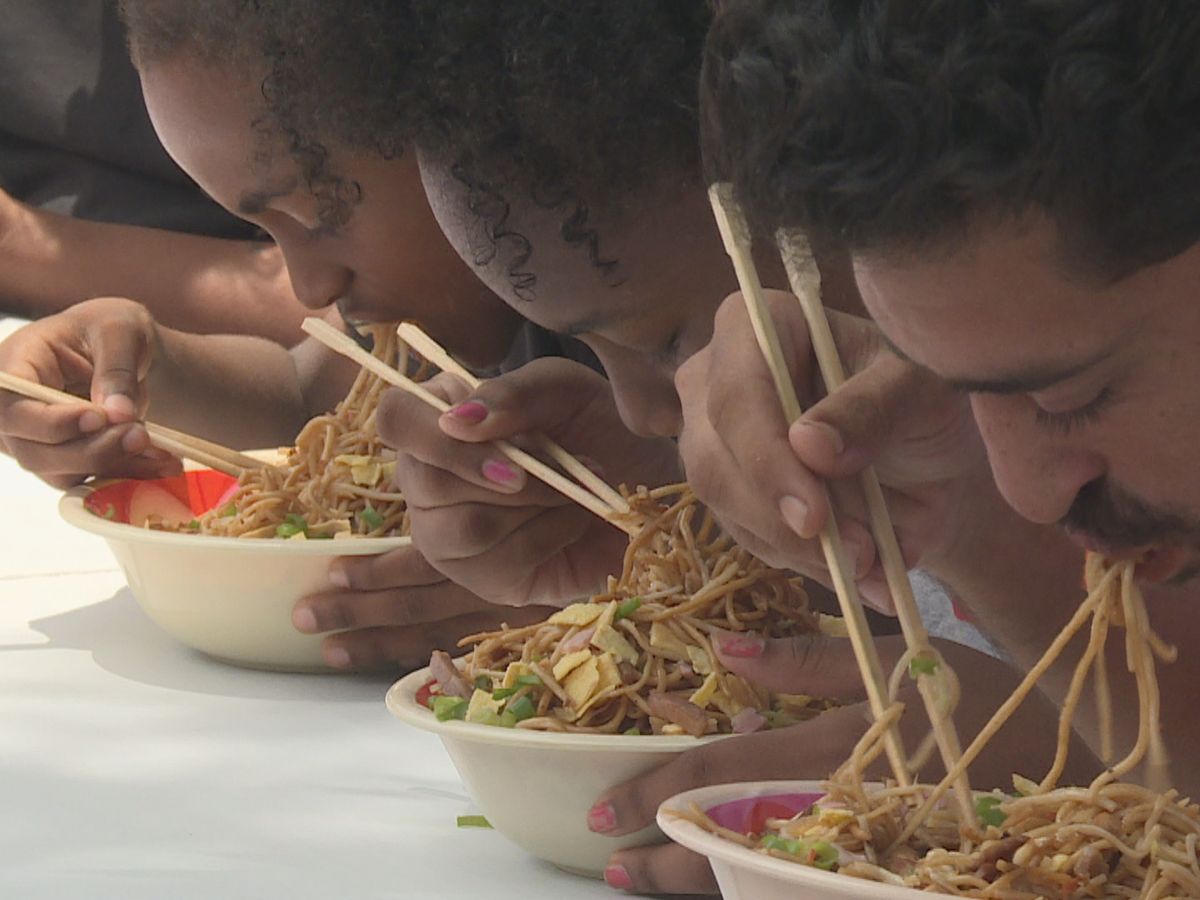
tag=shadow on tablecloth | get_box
[14,587,398,702]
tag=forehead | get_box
[853,221,1143,382]
[139,55,290,201]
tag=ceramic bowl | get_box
[59,467,409,672]
[386,665,727,877]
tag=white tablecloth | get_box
[0,320,616,900]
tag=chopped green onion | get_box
[498,710,518,728]
[492,687,518,701]
[359,504,384,530]
[473,709,503,728]
[765,710,799,729]
[809,804,821,817]
[275,513,308,538]
[515,673,543,687]
[186,519,201,531]
[908,654,940,678]
[456,815,492,829]
[506,695,535,723]
[432,696,468,722]
[760,836,838,870]
[623,726,641,736]
[219,501,238,517]
[474,675,493,691]
[975,795,1006,828]
[615,597,642,620]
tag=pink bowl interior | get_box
[704,792,824,836]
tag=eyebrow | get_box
[879,332,1111,395]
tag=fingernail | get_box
[842,537,870,578]
[328,564,349,589]
[445,401,488,425]
[482,458,522,486]
[120,427,149,454]
[715,629,765,658]
[324,646,352,669]
[603,864,633,891]
[778,495,811,537]
[587,801,617,833]
[78,410,105,433]
[292,607,318,633]
[794,420,844,455]
[102,394,136,419]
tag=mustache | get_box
[1059,477,1200,547]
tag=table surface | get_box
[0,318,617,900]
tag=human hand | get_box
[590,630,1092,893]
[292,543,552,669]
[375,357,682,608]
[676,290,987,612]
[0,296,178,488]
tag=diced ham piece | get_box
[730,707,767,734]
[560,627,596,654]
[429,650,473,699]
[647,691,709,737]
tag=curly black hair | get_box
[701,0,1200,280]
[119,0,713,295]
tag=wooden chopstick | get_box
[0,370,264,478]
[302,318,638,535]
[395,322,632,516]
[707,183,912,788]
[776,227,977,828]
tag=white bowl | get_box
[658,780,926,900]
[59,474,410,672]
[386,665,727,877]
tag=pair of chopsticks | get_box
[301,318,638,535]
[0,370,266,478]
[708,184,976,827]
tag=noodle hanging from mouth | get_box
[169,323,410,539]
[424,484,844,736]
[673,555,1199,898]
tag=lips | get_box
[1064,531,1191,585]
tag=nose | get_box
[590,344,683,439]
[276,240,353,311]
[971,394,1105,526]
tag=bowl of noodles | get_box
[386,484,846,877]
[57,325,413,671]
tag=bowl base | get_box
[205,653,333,674]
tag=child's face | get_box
[139,54,520,368]
[418,154,739,438]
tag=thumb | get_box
[713,630,867,700]
[87,317,152,423]
[788,350,919,480]
[438,358,604,443]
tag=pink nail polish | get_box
[587,801,617,833]
[716,630,765,658]
[446,401,487,424]
[482,458,520,486]
[603,865,633,891]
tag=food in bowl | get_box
[157,323,410,539]
[659,555,1197,899]
[420,484,843,737]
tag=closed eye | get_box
[1032,387,1114,435]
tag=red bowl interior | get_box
[84,470,239,525]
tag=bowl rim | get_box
[656,780,928,899]
[59,483,411,556]
[387,665,729,753]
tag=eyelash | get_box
[1032,387,1114,435]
